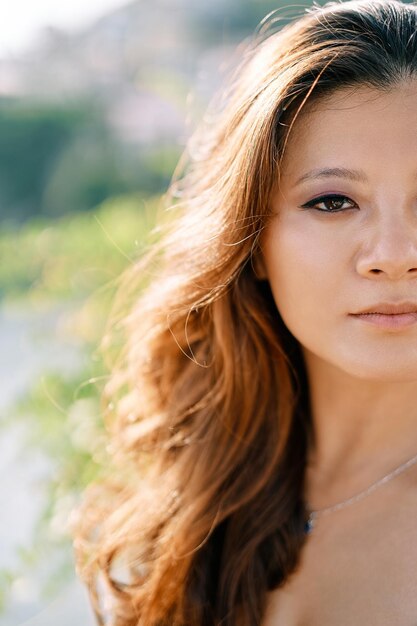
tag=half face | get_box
[259,81,417,382]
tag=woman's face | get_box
[260,81,417,381]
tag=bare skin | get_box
[259,82,417,624]
[263,469,417,625]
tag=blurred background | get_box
[0,0,314,623]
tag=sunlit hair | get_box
[73,1,417,624]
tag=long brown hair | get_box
[73,1,417,624]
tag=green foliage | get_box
[0,193,159,305]
[0,99,97,223]
[0,570,15,613]
[0,364,109,610]
[136,144,183,195]
[0,97,179,224]
[0,194,159,610]
[188,0,316,44]
[42,132,128,218]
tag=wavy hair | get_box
[73,1,417,624]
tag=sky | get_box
[0,0,129,58]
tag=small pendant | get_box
[304,513,315,535]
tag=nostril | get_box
[368,267,417,275]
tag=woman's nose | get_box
[355,216,417,280]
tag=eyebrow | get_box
[294,167,368,187]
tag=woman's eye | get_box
[299,194,358,213]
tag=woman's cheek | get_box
[262,225,340,334]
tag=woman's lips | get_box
[350,312,417,329]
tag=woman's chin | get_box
[337,356,417,383]
[303,345,417,383]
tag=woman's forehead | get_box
[279,81,417,180]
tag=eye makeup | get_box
[299,193,358,213]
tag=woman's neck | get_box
[302,347,417,506]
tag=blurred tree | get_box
[0,98,182,225]
[0,99,96,224]
[42,129,127,218]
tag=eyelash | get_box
[299,194,358,213]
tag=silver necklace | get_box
[304,450,417,535]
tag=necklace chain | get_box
[304,450,417,534]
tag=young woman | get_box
[74,0,417,624]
